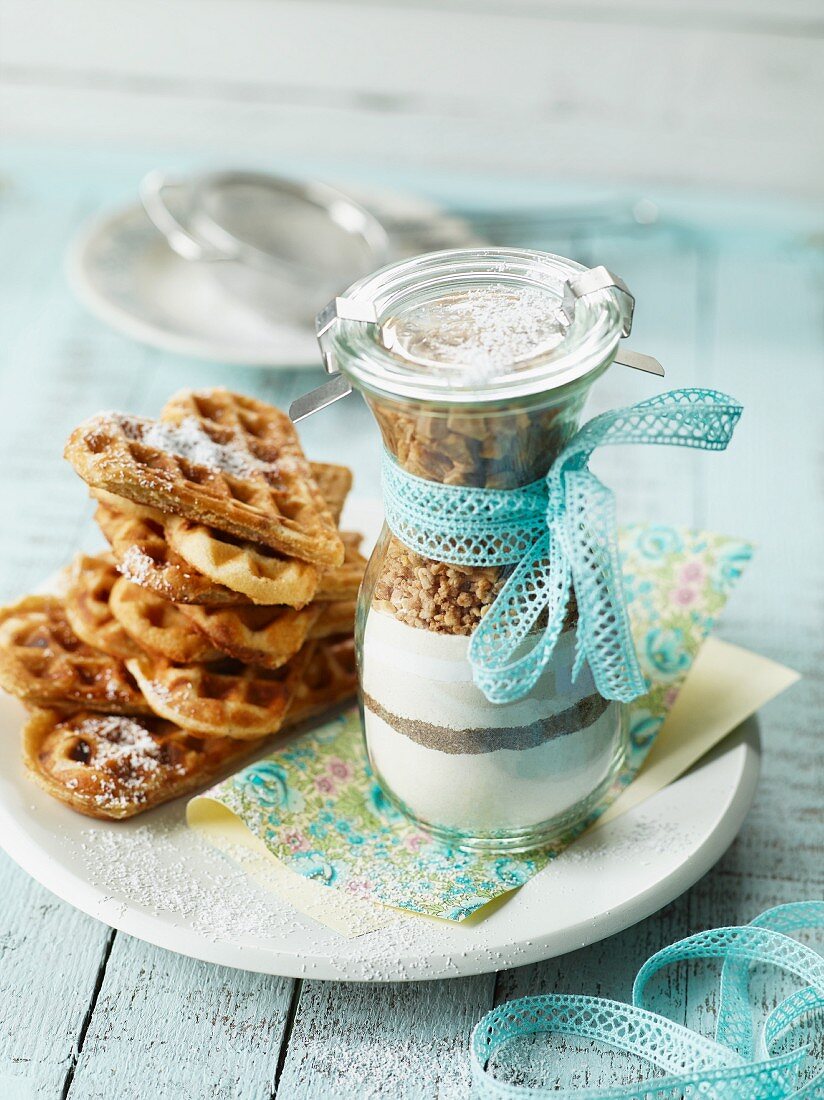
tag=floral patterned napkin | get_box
[189,525,752,921]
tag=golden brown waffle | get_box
[285,636,357,728]
[93,464,347,520]
[109,576,224,664]
[23,708,262,819]
[309,599,357,640]
[162,389,347,564]
[126,651,308,739]
[0,596,150,715]
[66,394,343,565]
[161,389,345,563]
[64,553,143,661]
[164,515,320,608]
[160,458,353,608]
[67,386,344,566]
[176,602,320,670]
[307,462,353,525]
[90,487,165,522]
[95,502,241,606]
[317,532,367,601]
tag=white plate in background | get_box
[67,190,479,368]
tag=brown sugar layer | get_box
[372,536,580,638]
[371,537,505,636]
[368,395,586,636]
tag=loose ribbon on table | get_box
[470,901,824,1099]
[382,388,743,705]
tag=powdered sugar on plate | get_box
[74,818,297,941]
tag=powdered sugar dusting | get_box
[75,820,298,940]
[118,545,153,585]
[116,414,265,478]
[78,714,162,769]
[66,812,472,975]
[383,285,566,383]
[66,714,171,810]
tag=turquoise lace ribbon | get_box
[382,388,743,704]
[470,901,824,1099]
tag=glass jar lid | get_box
[323,248,631,405]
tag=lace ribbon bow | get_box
[381,388,743,705]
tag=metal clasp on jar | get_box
[289,264,663,423]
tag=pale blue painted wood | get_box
[0,152,820,1098]
[276,975,495,1099]
[66,936,294,1099]
[701,247,824,889]
[0,861,113,1096]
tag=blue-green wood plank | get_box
[699,247,824,885]
[275,974,495,1099]
[67,936,294,1100]
[0,857,113,1095]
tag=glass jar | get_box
[324,249,631,852]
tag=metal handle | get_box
[139,170,225,262]
[614,349,664,376]
[562,266,664,376]
[289,374,353,423]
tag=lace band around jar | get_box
[382,388,743,705]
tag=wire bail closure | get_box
[289,265,663,423]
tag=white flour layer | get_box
[365,706,621,833]
[362,610,589,731]
[361,609,623,834]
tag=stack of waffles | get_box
[0,389,364,821]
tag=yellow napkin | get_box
[188,637,797,937]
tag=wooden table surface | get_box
[0,151,821,1098]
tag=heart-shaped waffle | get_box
[309,599,357,641]
[64,553,143,661]
[158,458,353,608]
[176,602,320,670]
[285,635,357,728]
[317,532,367,601]
[64,388,342,564]
[95,502,241,606]
[109,577,224,664]
[0,595,150,715]
[164,515,320,608]
[23,708,262,819]
[126,650,309,739]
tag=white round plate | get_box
[0,499,760,981]
[66,188,479,368]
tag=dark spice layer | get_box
[363,690,611,754]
